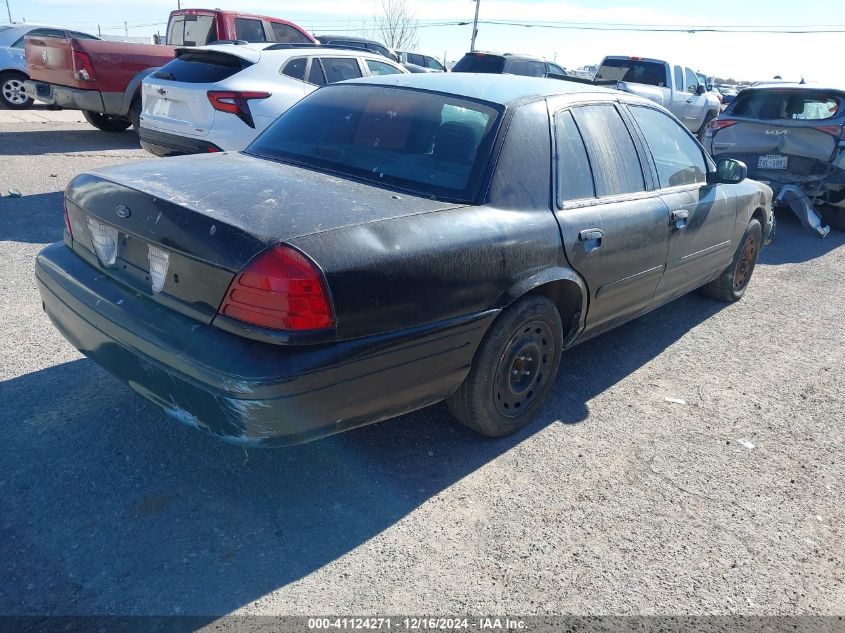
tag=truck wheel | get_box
[700,218,761,302]
[0,71,33,110]
[447,295,563,438]
[82,110,131,133]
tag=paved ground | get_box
[0,118,843,620]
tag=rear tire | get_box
[700,218,762,302]
[447,296,563,438]
[82,110,131,133]
[0,71,33,110]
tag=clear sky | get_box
[5,0,845,83]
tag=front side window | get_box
[235,18,266,43]
[270,23,310,43]
[630,106,706,188]
[548,63,567,76]
[674,66,684,90]
[425,56,445,71]
[407,53,425,66]
[685,68,699,94]
[320,57,363,83]
[247,85,501,201]
[570,105,645,197]
[366,59,402,76]
[556,110,596,203]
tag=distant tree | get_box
[371,0,419,51]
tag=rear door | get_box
[627,104,737,300]
[142,49,254,137]
[553,102,670,335]
[711,89,844,183]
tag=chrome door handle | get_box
[671,209,689,229]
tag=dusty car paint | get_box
[35,75,773,446]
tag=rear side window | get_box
[407,53,425,66]
[629,106,706,188]
[506,60,546,77]
[281,57,307,81]
[453,54,505,74]
[320,57,363,83]
[556,110,596,203]
[69,31,99,40]
[269,23,310,43]
[235,18,266,43]
[571,105,645,197]
[153,51,251,83]
[595,59,667,87]
[732,90,842,121]
[425,56,444,71]
[366,59,402,76]
[25,28,67,39]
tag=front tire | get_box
[700,218,762,302]
[128,97,141,133]
[82,110,132,132]
[447,296,563,438]
[0,71,33,110]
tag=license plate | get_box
[758,154,788,170]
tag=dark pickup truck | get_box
[23,8,314,132]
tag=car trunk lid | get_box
[65,152,462,323]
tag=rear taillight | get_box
[207,91,270,129]
[72,50,96,82]
[219,245,334,331]
[812,124,845,139]
[707,118,738,132]
[63,202,73,238]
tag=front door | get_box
[553,103,670,335]
[626,104,738,302]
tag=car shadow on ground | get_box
[0,191,65,243]
[0,287,727,617]
[759,208,845,265]
[0,128,140,156]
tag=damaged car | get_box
[36,74,773,447]
[706,83,845,236]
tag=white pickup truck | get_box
[593,56,721,141]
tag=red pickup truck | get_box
[23,8,314,132]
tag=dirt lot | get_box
[0,116,843,620]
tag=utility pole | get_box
[97,24,101,37]
[4,0,12,23]
[124,21,128,38]
[470,0,480,52]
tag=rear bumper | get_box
[138,127,223,157]
[35,241,493,447]
[23,80,105,112]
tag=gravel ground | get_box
[0,119,843,620]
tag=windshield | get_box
[731,90,842,121]
[595,59,668,87]
[247,84,502,201]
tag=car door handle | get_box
[671,209,689,229]
[578,228,604,242]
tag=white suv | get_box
[139,43,407,156]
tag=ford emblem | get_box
[115,205,131,219]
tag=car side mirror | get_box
[696,84,706,96]
[710,159,747,185]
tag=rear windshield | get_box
[731,90,843,121]
[167,15,216,47]
[595,59,668,87]
[247,84,502,202]
[453,54,506,74]
[153,51,252,83]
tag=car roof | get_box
[174,43,404,65]
[462,51,547,63]
[343,72,636,106]
[316,34,387,46]
[741,82,845,94]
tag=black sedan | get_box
[36,74,774,446]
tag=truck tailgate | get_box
[25,35,78,87]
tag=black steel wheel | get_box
[447,295,563,438]
[700,218,762,302]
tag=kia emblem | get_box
[115,205,131,219]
